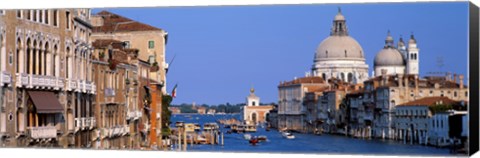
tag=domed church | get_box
[312,8,369,84]
[373,31,420,76]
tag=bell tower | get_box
[406,33,419,75]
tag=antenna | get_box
[166,54,176,74]
[436,56,445,71]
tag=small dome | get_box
[315,36,364,59]
[334,13,345,21]
[374,48,405,66]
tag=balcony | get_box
[100,128,108,139]
[28,126,57,139]
[124,125,130,136]
[67,79,77,91]
[74,118,81,132]
[137,111,142,118]
[84,117,91,129]
[16,73,29,87]
[90,117,96,129]
[1,71,12,86]
[23,74,64,90]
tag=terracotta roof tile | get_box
[93,10,163,33]
[398,96,459,106]
[92,39,124,49]
[279,76,325,87]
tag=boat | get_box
[282,131,295,139]
[243,134,252,140]
[249,137,259,145]
[197,135,207,144]
[194,123,201,132]
[203,123,219,131]
[257,135,267,142]
[236,125,245,133]
[245,124,257,132]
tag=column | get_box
[32,46,38,75]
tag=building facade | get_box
[242,88,273,125]
[0,9,96,148]
[90,11,168,93]
[277,76,329,132]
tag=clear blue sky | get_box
[94,2,469,105]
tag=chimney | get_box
[459,74,464,89]
[446,72,452,81]
[404,75,409,100]
[414,75,419,97]
[381,69,388,86]
[453,74,458,84]
[398,74,403,88]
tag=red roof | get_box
[93,10,163,33]
[279,76,325,87]
[398,96,460,107]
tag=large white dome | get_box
[315,35,365,60]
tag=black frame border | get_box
[469,2,479,156]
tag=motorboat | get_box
[249,137,259,146]
[282,131,295,139]
[197,135,207,144]
[194,123,201,132]
[243,134,252,140]
[245,124,257,132]
[257,135,268,142]
[236,125,245,133]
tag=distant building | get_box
[197,107,206,114]
[242,88,273,125]
[168,107,181,114]
[207,109,216,115]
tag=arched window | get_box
[32,40,37,75]
[44,42,49,76]
[16,38,21,73]
[38,41,43,75]
[322,73,326,80]
[347,73,353,82]
[0,33,5,71]
[390,100,395,108]
[325,51,328,57]
[341,73,345,82]
[66,47,70,78]
[252,101,256,106]
[344,50,347,57]
[53,45,58,77]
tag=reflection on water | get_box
[170,114,450,156]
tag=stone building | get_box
[91,39,140,149]
[372,73,468,139]
[90,10,168,93]
[316,79,358,134]
[277,76,329,132]
[242,88,273,125]
[0,9,96,148]
[91,11,165,149]
[393,96,467,146]
[303,88,326,134]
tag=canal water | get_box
[170,113,451,156]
